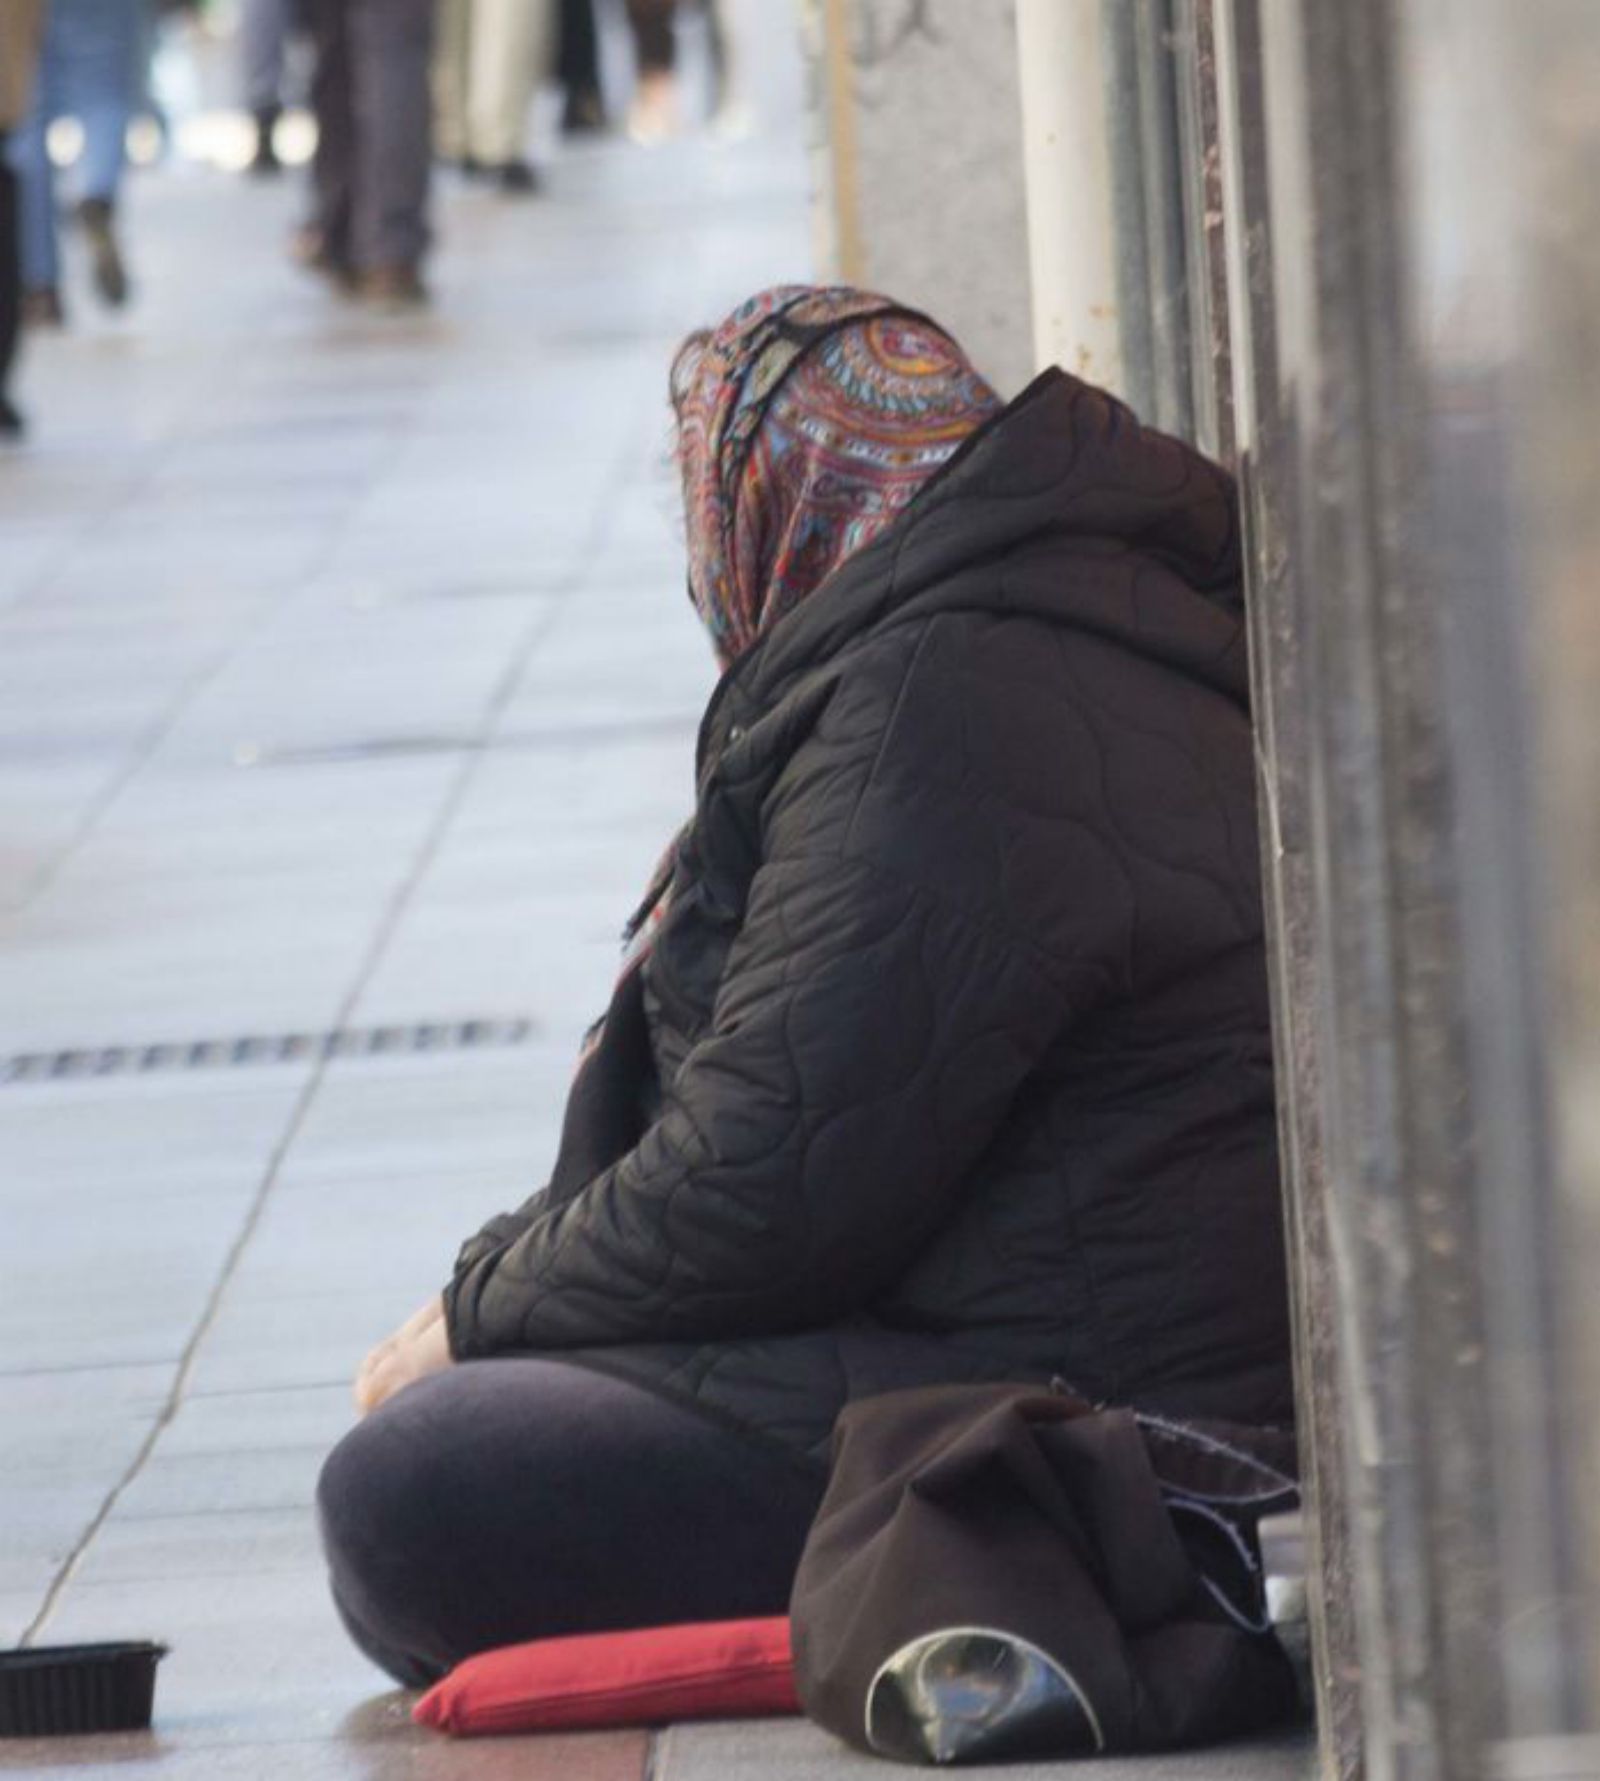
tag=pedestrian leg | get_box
[71,0,137,307]
[625,0,676,74]
[347,0,432,294]
[6,93,59,306]
[625,0,678,144]
[431,0,470,167]
[556,0,604,134]
[464,0,551,186]
[240,0,293,172]
[305,0,355,275]
[0,142,24,431]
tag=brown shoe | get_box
[78,198,129,308]
[290,226,356,293]
[353,264,428,309]
[20,286,65,328]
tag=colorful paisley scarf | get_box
[670,284,1002,668]
[600,287,1001,1023]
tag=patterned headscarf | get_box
[583,288,1002,1048]
[670,285,1002,667]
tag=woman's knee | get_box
[316,1378,469,1679]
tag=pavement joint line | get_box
[4,328,437,921]
[5,630,262,918]
[183,1380,349,1400]
[0,1357,182,1382]
[17,423,649,1650]
[239,711,700,767]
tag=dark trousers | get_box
[624,0,725,99]
[557,0,600,103]
[317,1358,826,1686]
[0,145,18,405]
[307,0,432,273]
[626,0,677,73]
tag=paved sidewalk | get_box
[0,28,793,1776]
[0,23,1312,1779]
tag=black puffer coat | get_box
[445,369,1293,1467]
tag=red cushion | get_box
[412,1616,799,1736]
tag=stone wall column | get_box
[800,0,1036,396]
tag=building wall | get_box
[806,0,1036,397]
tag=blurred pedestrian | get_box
[0,0,46,436]
[303,0,433,305]
[623,0,746,146]
[7,0,144,325]
[239,0,307,176]
[556,0,604,136]
[432,0,551,194]
[318,285,1294,1681]
[623,0,677,144]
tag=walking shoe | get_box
[77,199,128,308]
[627,71,680,146]
[290,225,356,293]
[353,264,428,310]
[560,86,606,135]
[0,395,24,439]
[20,286,64,328]
[248,107,282,177]
[493,159,540,196]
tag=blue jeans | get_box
[6,0,144,292]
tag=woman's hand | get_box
[355,1296,453,1414]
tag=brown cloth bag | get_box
[790,1383,1301,1764]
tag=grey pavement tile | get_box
[0,1476,121,1595]
[46,534,330,597]
[109,1448,325,1523]
[656,1722,1317,1781]
[0,1269,230,1378]
[0,1589,44,1647]
[268,1051,566,1186]
[0,586,269,644]
[0,1075,306,1199]
[0,1725,650,1780]
[27,1566,397,1745]
[148,1386,352,1460]
[8,867,407,951]
[0,938,374,1055]
[69,1507,325,1589]
[180,1289,421,1400]
[94,752,459,835]
[0,524,77,604]
[0,1366,172,1481]
[224,1174,529,1301]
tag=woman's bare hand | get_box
[355,1295,452,1414]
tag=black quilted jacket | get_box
[444,369,1293,1467]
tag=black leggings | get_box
[316,1359,827,1686]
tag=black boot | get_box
[77,199,128,309]
[249,107,283,177]
[494,160,540,196]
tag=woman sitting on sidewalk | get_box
[318,285,1293,1686]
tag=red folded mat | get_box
[413,1615,798,1736]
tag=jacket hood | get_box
[700,370,1249,768]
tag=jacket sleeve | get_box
[443,730,1095,1360]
